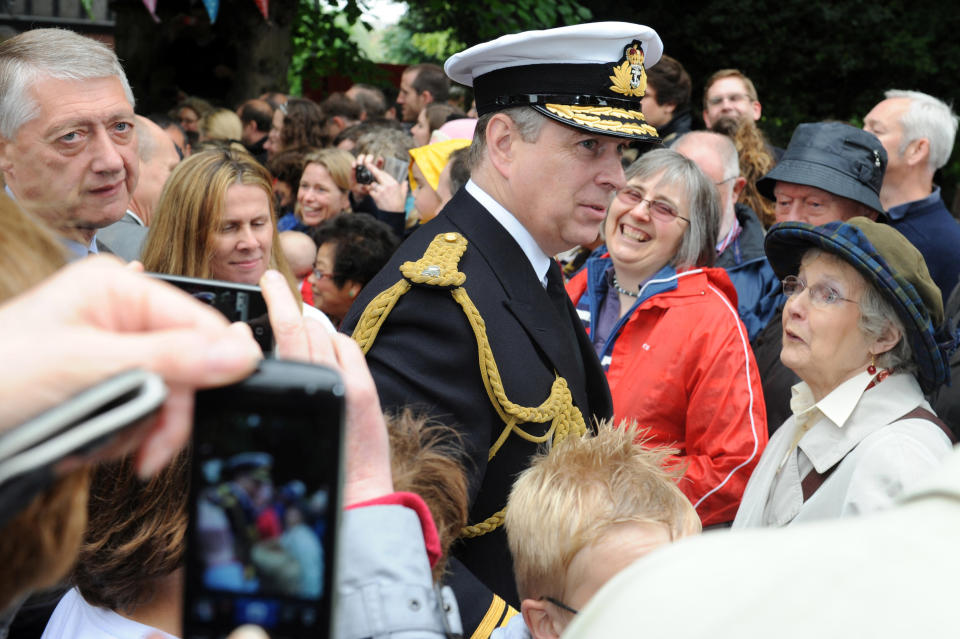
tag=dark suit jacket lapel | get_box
[442,190,591,411]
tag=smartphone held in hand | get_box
[184,360,345,639]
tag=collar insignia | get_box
[609,41,646,97]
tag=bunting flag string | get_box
[254,0,269,20]
[202,0,220,23]
[142,0,160,23]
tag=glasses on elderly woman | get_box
[782,275,858,308]
[616,187,690,223]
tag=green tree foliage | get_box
[585,0,960,206]
[397,0,593,55]
[288,0,386,95]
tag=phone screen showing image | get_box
[185,362,343,639]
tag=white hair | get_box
[0,28,135,139]
[884,89,958,171]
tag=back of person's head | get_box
[506,422,700,601]
[175,96,214,121]
[710,116,776,226]
[280,98,325,151]
[387,408,468,582]
[279,230,317,279]
[0,28,134,139]
[237,98,274,133]
[321,92,362,122]
[884,89,959,171]
[71,451,188,613]
[347,83,387,119]
[267,149,307,196]
[646,54,691,110]
[307,212,399,288]
[260,91,287,111]
[142,148,288,280]
[623,149,719,269]
[199,108,243,144]
[0,194,85,613]
[703,68,758,107]
[354,126,414,163]
[410,63,450,103]
[424,103,459,132]
[674,130,740,181]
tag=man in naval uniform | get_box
[342,22,663,635]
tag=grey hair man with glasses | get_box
[750,121,887,432]
[0,28,139,258]
[674,130,780,340]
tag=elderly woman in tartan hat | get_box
[734,217,955,528]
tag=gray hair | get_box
[355,127,414,163]
[674,130,740,180]
[884,89,958,171]
[0,28,134,139]
[469,106,546,170]
[861,282,914,372]
[622,148,719,270]
[802,249,914,373]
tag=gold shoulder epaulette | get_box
[399,231,468,288]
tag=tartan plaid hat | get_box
[766,217,949,392]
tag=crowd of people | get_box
[2,18,960,639]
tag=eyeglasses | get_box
[706,93,752,107]
[616,188,690,223]
[542,596,579,616]
[715,175,738,186]
[312,269,336,281]
[782,275,858,307]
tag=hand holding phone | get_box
[352,154,409,215]
[260,270,393,505]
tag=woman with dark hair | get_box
[263,98,325,159]
[566,149,767,527]
[307,213,399,327]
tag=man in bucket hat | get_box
[752,122,888,431]
[342,22,662,633]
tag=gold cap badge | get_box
[609,41,646,98]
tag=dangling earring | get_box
[867,354,877,376]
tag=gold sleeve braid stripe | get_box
[351,232,588,539]
[468,595,519,639]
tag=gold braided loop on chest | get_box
[351,232,587,538]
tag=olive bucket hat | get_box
[765,217,952,393]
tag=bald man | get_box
[673,131,779,340]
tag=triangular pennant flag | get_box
[142,0,160,23]
[254,0,268,20]
[202,0,219,23]
[80,0,94,20]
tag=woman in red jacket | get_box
[567,149,767,526]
